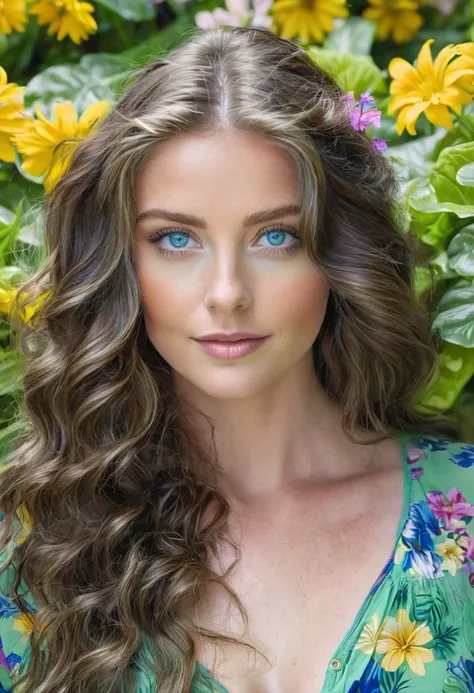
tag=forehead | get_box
[134,129,300,220]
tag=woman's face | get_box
[133,128,330,400]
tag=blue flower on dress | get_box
[450,444,474,469]
[396,501,443,578]
[417,436,452,453]
[348,658,381,693]
[445,656,474,692]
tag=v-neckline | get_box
[192,431,413,693]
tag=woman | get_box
[0,25,473,693]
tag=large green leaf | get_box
[323,17,376,56]
[388,130,447,183]
[433,279,474,348]
[93,0,154,21]
[23,58,125,115]
[447,224,474,279]
[415,342,474,413]
[305,46,387,96]
[431,142,474,207]
[0,350,22,397]
[457,162,474,187]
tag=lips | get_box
[194,336,269,359]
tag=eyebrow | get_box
[135,204,300,228]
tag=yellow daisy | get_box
[388,39,474,135]
[376,608,434,676]
[362,0,424,44]
[13,99,111,194]
[0,66,32,163]
[270,0,349,44]
[0,0,28,34]
[28,0,98,44]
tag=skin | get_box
[133,128,405,692]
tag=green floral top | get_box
[1,432,474,693]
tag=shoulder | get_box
[0,508,36,690]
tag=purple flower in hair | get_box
[349,106,381,131]
[371,137,388,152]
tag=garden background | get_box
[0,0,473,451]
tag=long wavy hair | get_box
[0,25,462,693]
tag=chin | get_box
[177,369,270,400]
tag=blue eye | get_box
[167,232,192,249]
[262,230,290,247]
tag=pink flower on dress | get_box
[427,488,474,532]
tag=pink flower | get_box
[427,488,474,532]
[195,0,273,29]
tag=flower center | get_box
[431,92,441,105]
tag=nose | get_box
[204,246,252,314]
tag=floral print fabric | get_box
[1,433,474,693]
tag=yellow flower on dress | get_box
[375,608,434,675]
[436,538,465,576]
[270,0,349,44]
[0,67,32,164]
[362,0,424,44]
[0,0,28,34]
[388,39,474,136]
[355,613,387,655]
[13,99,111,194]
[28,0,97,44]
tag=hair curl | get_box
[0,25,461,693]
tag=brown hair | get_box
[0,25,460,693]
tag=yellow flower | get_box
[388,39,474,136]
[0,0,28,34]
[0,67,32,164]
[452,42,474,94]
[28,0,97,44]
[355,613,387,655]
[0,287,49,323]
[376,608,434,676]
[362,0,424,44]
[13,99,111,194]
[436,538,465,576]
[270,0,349,44]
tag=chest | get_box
[190,471,403,693]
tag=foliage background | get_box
[0,0,473,455]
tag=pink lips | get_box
[193,336,269,359]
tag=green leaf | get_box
[119,16,197,68]
[415,342,474,413]
[0,350,22,397]
[457,163,474,187]
[387,130,447,183]
[431,142,474,207]
[447,224,474,278]
[433,279,474,347]
[305,46,387,96]
[429,625,460,659]
[93,0,154,20]
[24,61,120,116]
[323,17,376,56]
[0,200,24,268]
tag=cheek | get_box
[265,273,330,335]
[137,267,194,333]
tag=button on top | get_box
[330,658,343,671]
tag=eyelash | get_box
[147,223,301,258]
